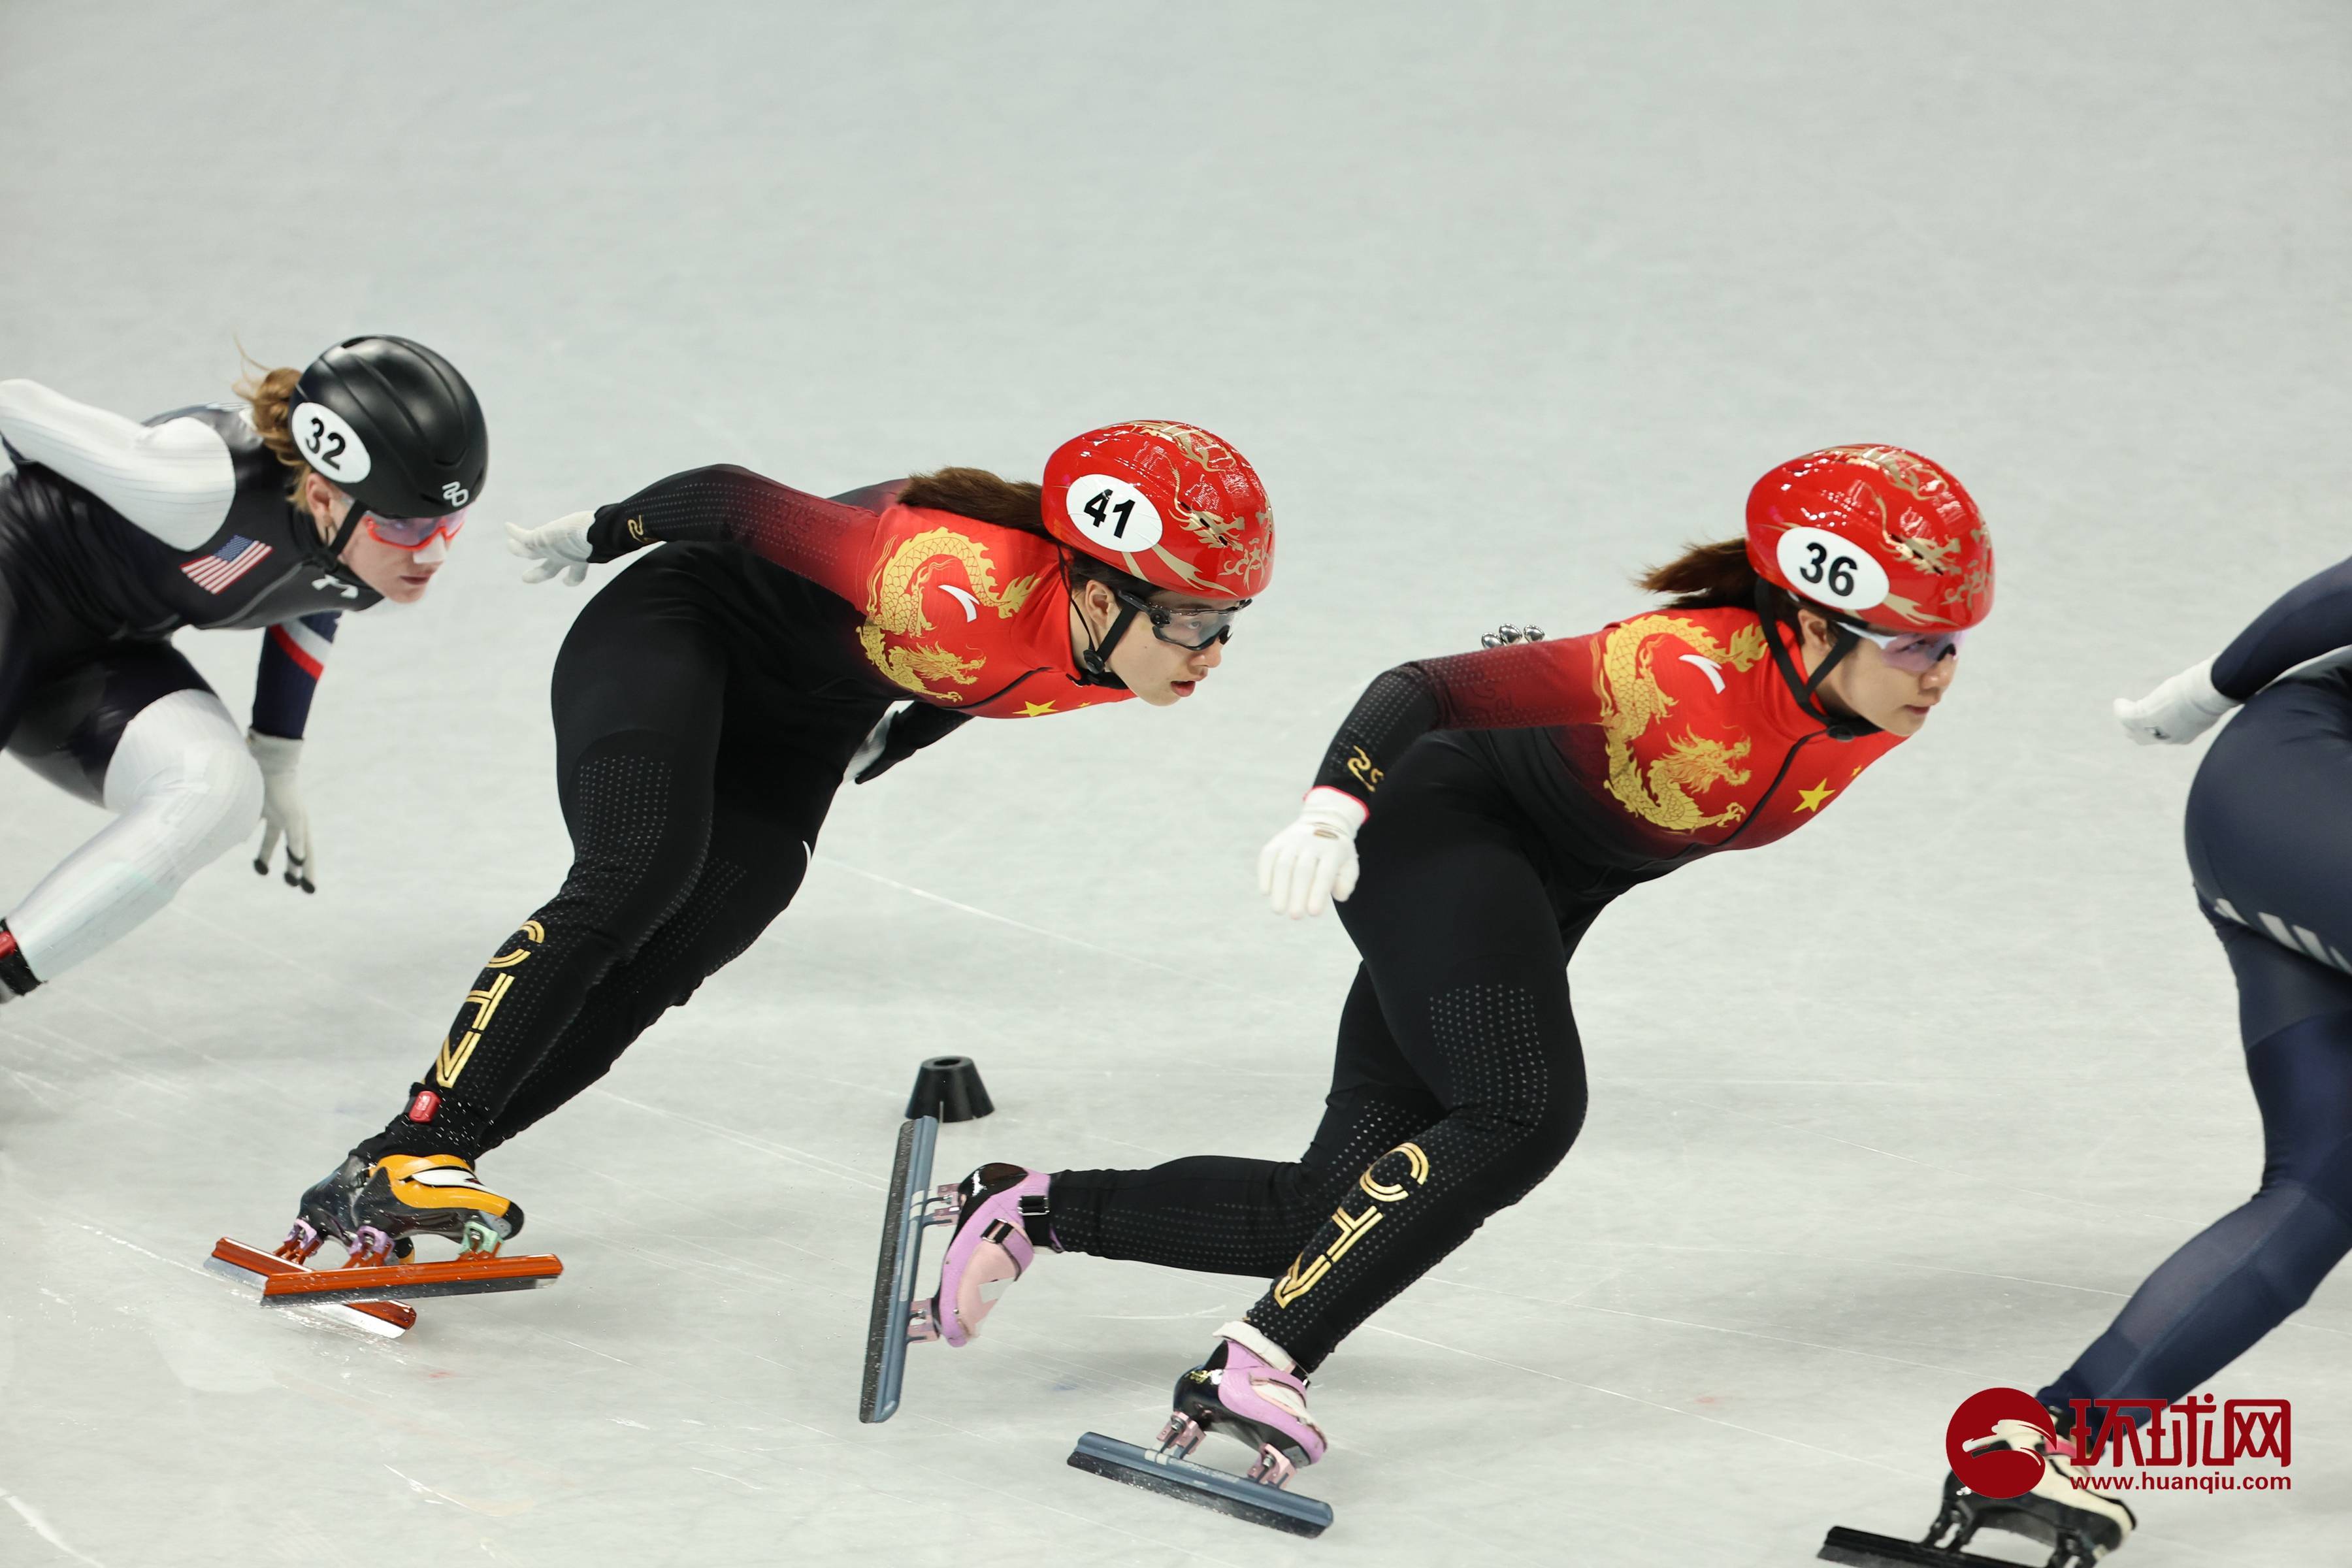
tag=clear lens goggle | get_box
[1840,619,1965,673]
[1113,588,1249,651]
[361,506,468,551]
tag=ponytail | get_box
[897,466,1049,536]
[1640,537,1818,627]
[232,355,306,479]
[900,465,1155,598]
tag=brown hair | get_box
[897,466,1049,536]
[233,355,307,479]
[899,465,1154,598]
[1640,537,1828,630]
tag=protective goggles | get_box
[360,507,469,551]
[1840,620,1965,673]
[1113,588,1249,650]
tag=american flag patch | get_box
[180,534,272,594]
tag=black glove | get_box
[848,704,971,784]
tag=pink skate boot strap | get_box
[934,1166,1051,1347]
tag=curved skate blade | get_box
[206,1237,416,1337]
[1068,1431,1331,1539]
[1818,1526,2020,1566]
[859,1115,939,1423]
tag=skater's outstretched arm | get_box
[576,465,887,602]
[1309,636,1603,810]
[2213,551,2352,698]
[0,379,237,551]
[1259,636,1602,917]
[2116,552,2352,745]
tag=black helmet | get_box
[289,335,487,519]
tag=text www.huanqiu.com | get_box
[2072,1471,2293,1493]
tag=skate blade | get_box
[254,1248,562,1305]
[1068,1431,1331,1539]
[1818,1526,2025,1567]
[206,1238,416,1337]
[860,1115,941,1424]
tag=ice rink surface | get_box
[5,3,2351,1563]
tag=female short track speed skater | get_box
[1855,559,2352,1568]
[919,446,1995,1518]
[273,423,1275,1277]
[0,337,486,1002]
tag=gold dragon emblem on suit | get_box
[857,527,1043,700]
[1595,615,1769,831]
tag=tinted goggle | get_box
[1113,589,1249,650]
[1840,620,1965,673]
[361,507,469,551]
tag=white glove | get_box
[506,511,596,586]
[2115,656,2236,745]
[247,731,315,893]
[1258,787,1369,919]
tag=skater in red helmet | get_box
[914,446,1994,1522]
[270,422,1274,1275]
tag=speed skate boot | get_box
[1925,1418,2134,1567]
[1159,1322,1330,1488]
[346,1154,525,1266]
[277,1154,416,1264]
[915,1163,1052,1345]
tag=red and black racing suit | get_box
[1049,605,1906,1371]
[363,467,1130,1163]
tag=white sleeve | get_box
[0,378,240,551]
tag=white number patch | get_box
[1775,525,1888,613]
[290,401,372,484]
[1064,473,1162,553]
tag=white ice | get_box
[3,4,2349,1565]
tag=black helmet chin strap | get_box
[1754,580,1878,741]
[1071,574,1137,691]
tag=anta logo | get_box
[1345,746,1383,792]
[1273,1143,1429,1308]
[441,481,470,507]
[433,921,543,1088]
[627,516,648,542]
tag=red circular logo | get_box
[1946,1387,2051,1500]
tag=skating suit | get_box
[365,465,1129,1164]
[0,389,371,783]
[1051,604,1905,1370]
[2042,549,2352,1428]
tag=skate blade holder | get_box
[1068,1431,1333,1539]
[206,1238,416,1337]
[1818,1525,2081,1568]
[245,1242,563,1307]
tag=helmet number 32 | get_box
[291,402,373,485]
[1064,472,1162,553]
[1775,524,1888,613]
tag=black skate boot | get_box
[278,1154,382,1263]
[1925,1417,2134,1566]
[1821,1415,2134,1568]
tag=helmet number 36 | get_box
[1775,524,1888,614]
[1064,472,1163,553]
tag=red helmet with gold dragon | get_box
[1745,445,1992,632]
[1042,421,1273,600]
